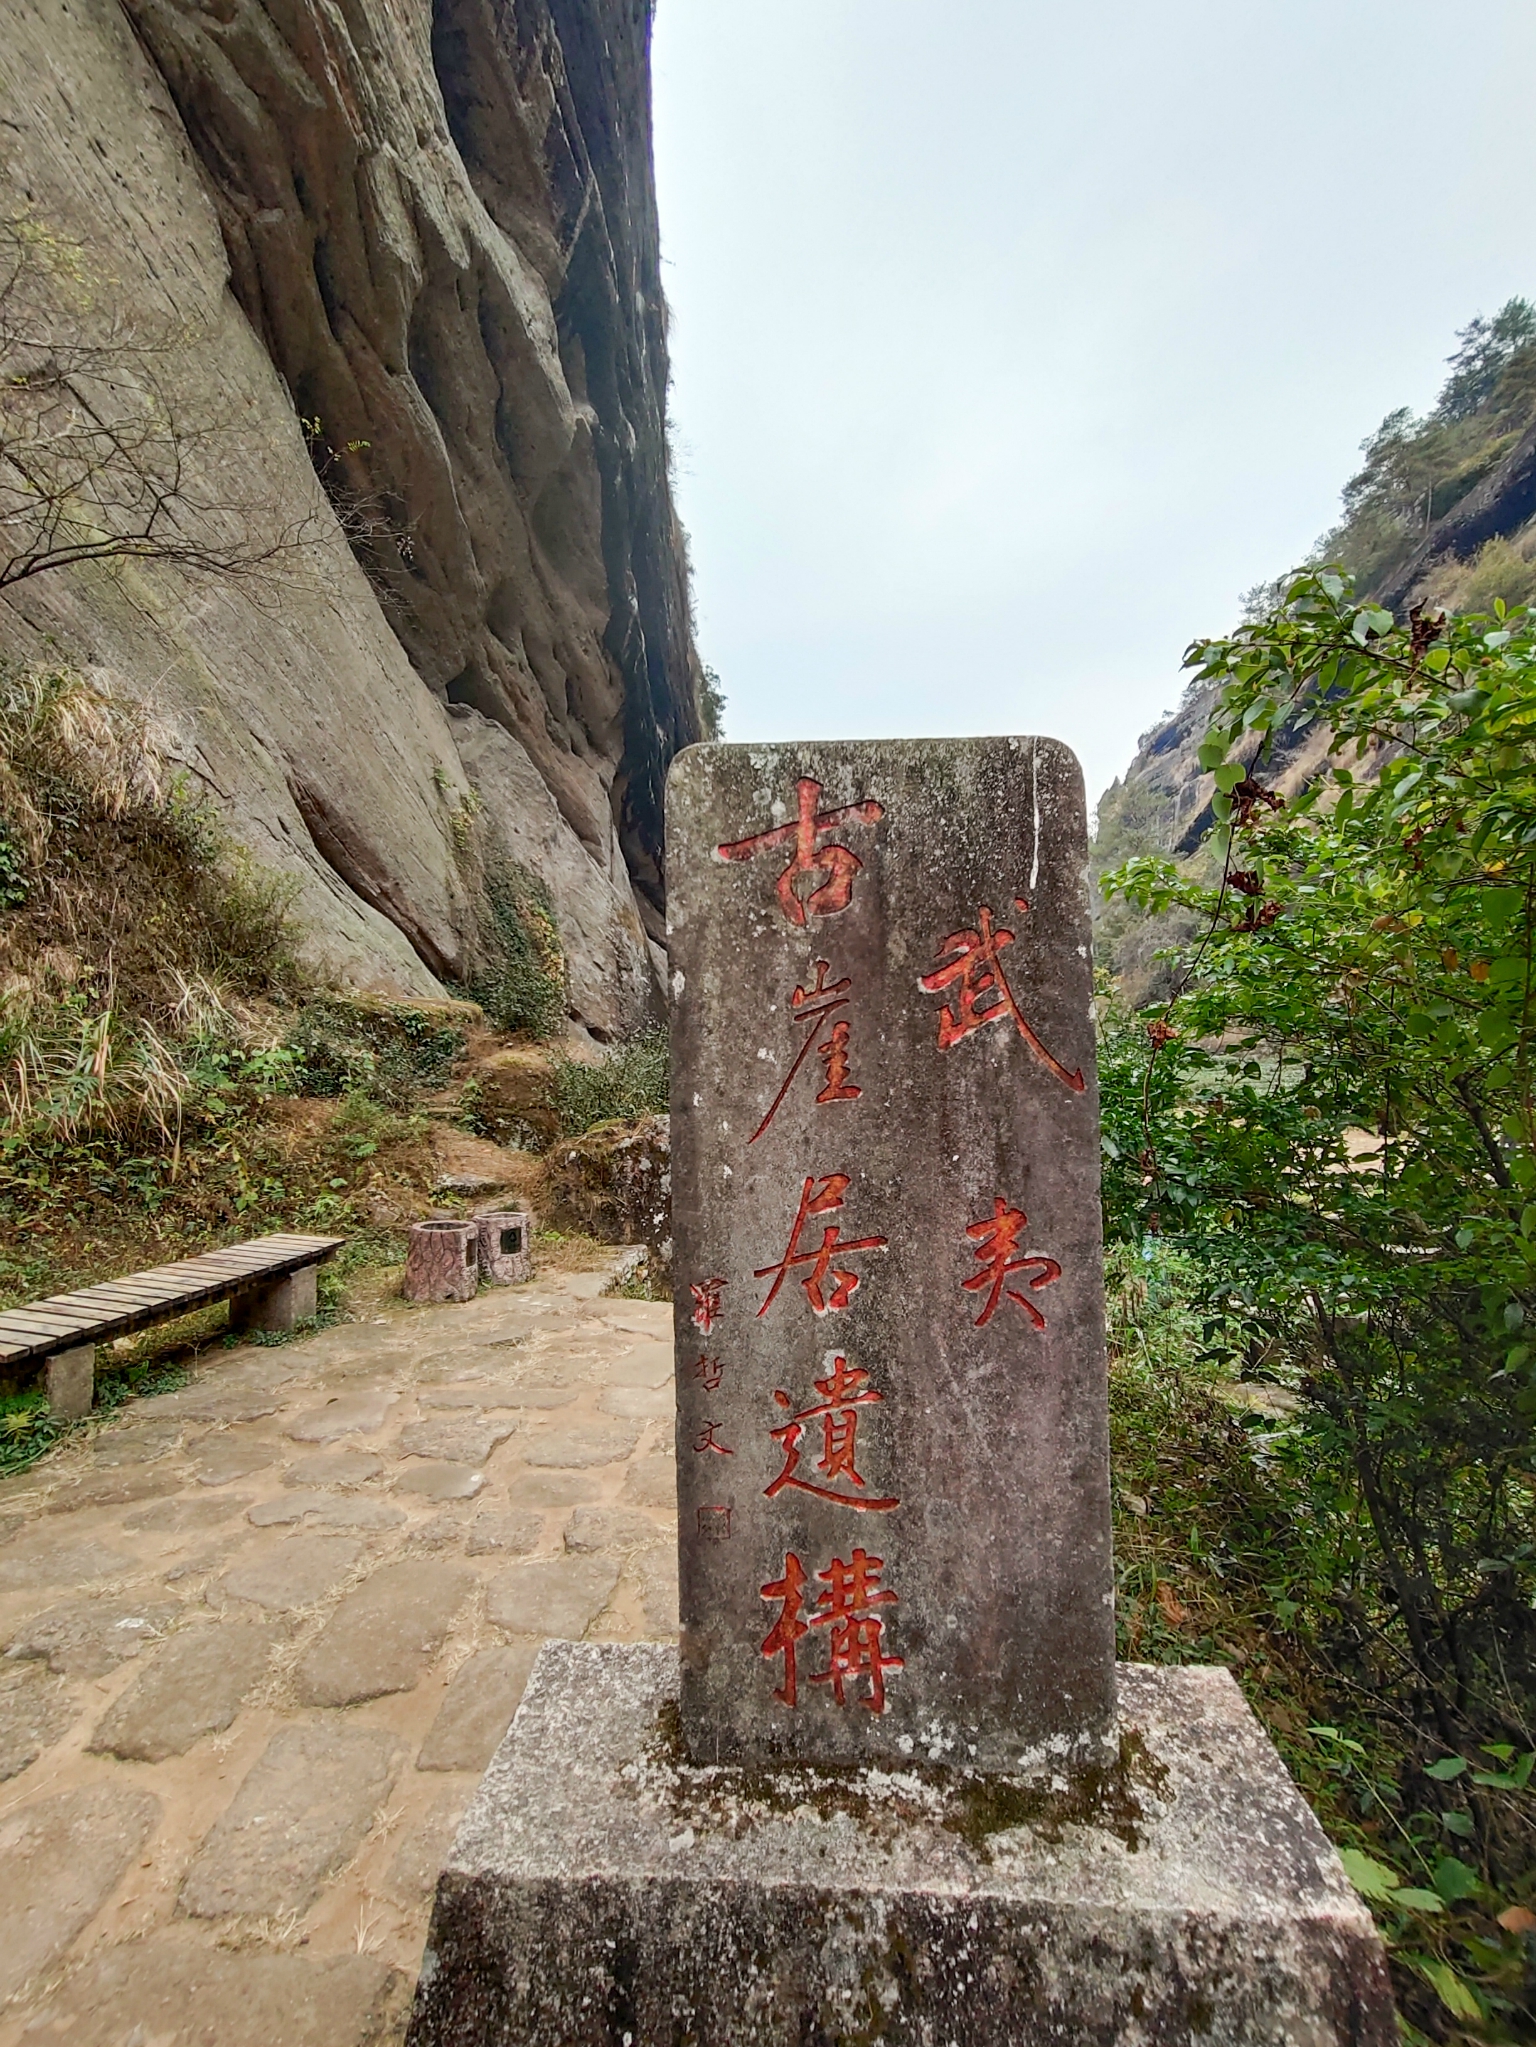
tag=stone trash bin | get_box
[475,1211,533,1287]
[403,1218,479,1303]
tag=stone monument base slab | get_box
[405,1641,1395,2047]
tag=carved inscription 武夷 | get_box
[919,899,1086,1092]
[963,1198,1062,1330]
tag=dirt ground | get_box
[0,1249,676,2044]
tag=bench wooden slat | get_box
[0,1311,96,1340]
[0,1234,345,1369]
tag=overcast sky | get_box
[650,0,1536,810]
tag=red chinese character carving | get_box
[690,1277,726,1334]
[716,777,884,927]
[694,1419,734,1456]
[750,960,862,1144]
[766,1351,899,1511]
[963,1197,1062,1329]
[693,1354,724,1392]
[755,1174,888,1317]
[809,1548,903,1713]
[919,899,1085,1092]
[761,1551,810,1706]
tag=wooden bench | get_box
[0,1233,345,1420]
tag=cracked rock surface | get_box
[0,1250,676,2044]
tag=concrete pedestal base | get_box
[405,1641,1394,2047]
[45,1344,94,1420]
[230,1266,317,1334]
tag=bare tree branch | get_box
[0,214,338,594]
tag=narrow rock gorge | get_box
[0,0,701,1035]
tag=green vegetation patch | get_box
[284,996,467,1107]
[468,862,566,1038]
[551,1029,668,1137]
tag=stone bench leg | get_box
[231,1267,317,1335]
[46,1344,95,1421]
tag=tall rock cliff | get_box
[0,0,700,1035]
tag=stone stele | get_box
[404,1640,1396,2047]
[667,738,1115,1770]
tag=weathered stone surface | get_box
[394,1462,486,1502]
[399,1417,517,1465]
[89,1421,182,1465]
[565,1506,666,1554]
[283,1451,385,1488]
[465,1510,544,1557]
[668,739,1116,1769]
[510,1468,608,1507]
[6,1597,179,1678]
[285,1392,396,1443]
[89,1620,277,1762]
[634,1552,680,1637]
[247,1490,406,1530]
[193,1441,278,1487]
[487,1382,580,1410]
[211,1536,363,1613]
[0,1663,75,1781]
[0,1536,132,1589]
[417,1644,540,1772]
[42,1466,177,1513]
[622,1454,677,1510]
[16,1942,407,2047]
[125,1493,251,1533]
[405,1644,1396,2047]
[521,1418,641,1469]
[417,1385,499,1410]
[180,1722,397,1919]
[295,1561,476,1706]
[604,1341,674,1387]
[486,1558,618,1639]
[154,1387,287,1424]
[599,1382,672,1419]
[0,1783,160,2005]
[387,1789,471,1905]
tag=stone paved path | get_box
[0,1253,676,2044]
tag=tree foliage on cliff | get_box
[1103,572,1536,2038]
[1318,299,1536,604]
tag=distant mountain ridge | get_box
[1093,299,1536,1002]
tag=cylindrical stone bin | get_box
[475,1210,533,1286]
[404,1219,478,1303]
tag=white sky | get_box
[651,0,1536,810]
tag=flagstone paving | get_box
[0,1253,676,2044]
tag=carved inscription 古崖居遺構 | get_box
[668,739,1116,1770]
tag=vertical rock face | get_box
[0,0,697,1028]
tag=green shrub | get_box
[469,864,565,1037]
[284,997,464,1106]
[551,1029,668,1136]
